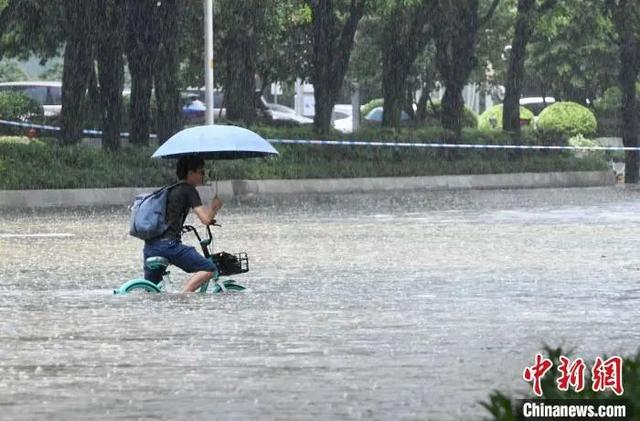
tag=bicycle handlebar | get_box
[182,220,222,243]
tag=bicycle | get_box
[113,222,248,295]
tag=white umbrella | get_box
[152,125,279,160]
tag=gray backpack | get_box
[129,182,181,240]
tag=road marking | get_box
[0,233,74,238]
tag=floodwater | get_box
[1,187,639,420]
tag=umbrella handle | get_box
[208,167,219,196]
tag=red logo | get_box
[523,353,553,397]
[592,356,624,396]
[557,356,586,393]
[523,354,624,396]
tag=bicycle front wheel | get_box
[211,280,246,293]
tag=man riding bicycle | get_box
[143,155,223,292]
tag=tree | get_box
[255,1,312,94]
[0,0,64,62]
[502,0,556,141]
[608,0,640,183]
[125,0,160,146]
[61,0,96,144]
[308,0,366,133]
[433,0,500,135]
[154,0,183,143]
[218,0,265,123]
[177,1,310,123]
[379,0,434,128]
[95,0,125,151]
[526,0,618,102]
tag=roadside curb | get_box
[0,171,615,209]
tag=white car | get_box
[0,81,62,117]
[332,104,354,133]
[266,103,313,126]
[519,97,555,115]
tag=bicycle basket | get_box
[213,251,249,276]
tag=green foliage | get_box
[593,83,640,115]
[38,62,63,81]
[474,0,517,84]
[478,104,535,130]
[0,142,175,189]
[537,101,597,138]
[0,91,43,123]
[593,84,640,136]
[0,135,44,145]
[526,0,618,103]
[426,101,479,128]
[0,1,64,61]
[0,60,28,82]
[481,346,640,420]
[179,1,311,91]
[567,134,597,148]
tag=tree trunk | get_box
[61,0,95,144]
[381,47,406,127]
[434,0,479,136]
[381,10,406,128]
[221,1,259,124]
[503,0,536,141]
[154,0,182,143]
[611,0,640,183]
[96,0,125,151]
[309,0,365,133]
[381,3,432,128]
[440,84,465,132]
[125,0,159,146]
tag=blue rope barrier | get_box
[1,119,636,151]
[0,119,158,138]
[268,138,640,151]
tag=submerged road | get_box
[0,187,638,420]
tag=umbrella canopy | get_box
[152,125,279,160]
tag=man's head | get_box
[176,155,206,185]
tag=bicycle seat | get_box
[145,256,170,270]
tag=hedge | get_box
[478,104,535,130]
[0,126,609,190]
[0,92,44,136]
[425,101,478,128]
[537,101,597,138]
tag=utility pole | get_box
[204,0,214,124]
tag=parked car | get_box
[266,103,357,131]
[519,97,555,116]
[364,106,410,122]
[265,103,313,126]
[0,81,62,117]
[332,104,354,133]
[181,89,226,121]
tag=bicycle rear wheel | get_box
[114,279,162,295]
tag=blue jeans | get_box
[143,238,217,283]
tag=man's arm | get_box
[193,196,223,225]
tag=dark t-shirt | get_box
[163,183,202,239]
